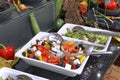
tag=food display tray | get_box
[57,23,112,52]
[0,67,49,80]
[15,32,94,77]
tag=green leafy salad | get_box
[63,28,109,50]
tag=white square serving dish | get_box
[15,32,93,77]
[57,23,112,52]
[0,67,49,80]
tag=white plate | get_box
[0,67,49,80]
[15,32,93,77]
[57,23,112,52]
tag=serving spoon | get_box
[50,32,64,42]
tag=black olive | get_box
[22,52,26,56]
[69,62,73,65]
[58,61,65,67]
[36,39,40,44]
[41,41,46,46]
[75,46,78,49]
[78,44,85,50]
[33,56,38,60]
[48,41,53,47]
[27,49,32,54]
[76,64,81,69]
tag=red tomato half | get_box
[47,54,60,65]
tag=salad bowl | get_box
[57,23,112,52]
[15,32,93,77]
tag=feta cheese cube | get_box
[35,50,42,57]
[73,59,80,65]
[31,46,37,51]
[65,63,72,70]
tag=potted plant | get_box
[0,0,13,23]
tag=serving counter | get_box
[0,0,120,80]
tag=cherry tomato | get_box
[98,0,104,5]
[63,60,69,65]
[105,0,118,10]
[72,64,77,69]
[28,53,35,58]
[42,56,48,62]
[37,45,44,51]
[47,54,60,64]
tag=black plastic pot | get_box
[21,0,43,5]
[97,6,120,16]
[0,2,13,23]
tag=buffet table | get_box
[13,38,120,80]
[0,0,120,80]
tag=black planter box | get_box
[0,1,55,49]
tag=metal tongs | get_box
[61,51,113,57]
[50,33,113,57]
[50,32,106,48]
